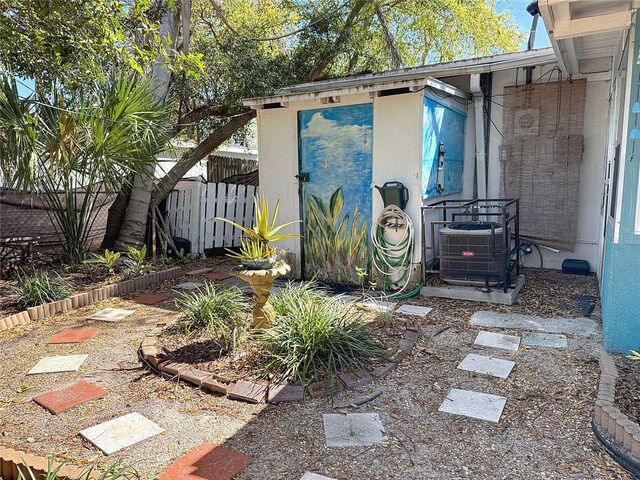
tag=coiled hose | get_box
[371,205,415,297]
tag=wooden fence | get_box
[166,182,258,255]
[207,155,258,183]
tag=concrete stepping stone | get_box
[267,384,305,403]
[358,299,395,313]
[228,381,267,403]
[158,443,252,480]
[34,381,107,414]
[87,308,134,322]
[205,272,232,281]
[47,328,99,344]
[79,412,164,455]
[396,304,432,317]
[470,311,599,336]
[301,473,336,480]
[333,294,359,304]
[522,332,568,348]
[457,353,515,379]
[323,413,387,447]
[27,354,88,375]
[174,282,204,291]
[474,331,520,351]
[438,388,507,423]
[133,294,169,305]
[186,268,213,276]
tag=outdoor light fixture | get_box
[526,1,539,16]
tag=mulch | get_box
[614,354,640,425]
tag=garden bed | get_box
[614,355,640,425]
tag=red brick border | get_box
[0,267,182,333]
[0,446,83,480]
[593,350,640,460]
[140,317,420,404]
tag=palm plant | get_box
[0,73,169,263]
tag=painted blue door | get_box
[422,95,466,197]
[298,103,373,285]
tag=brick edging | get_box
[140,317,421,404]
[593,350,640,460]
[0,445,84,480]
[0,267,182,333]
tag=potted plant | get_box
[217,193,299,270]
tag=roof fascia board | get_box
[553,10,632,40]
[243,50,557,107]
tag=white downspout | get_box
[470,74,487,199]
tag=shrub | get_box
[83,249,121,273]
[17,458,142,480]
[174,284,250,353]
[257,282,385,383]
[16,270,71,308]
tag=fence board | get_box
[166,181,258,255]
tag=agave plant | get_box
[216,193,299,263]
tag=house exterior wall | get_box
[601,18,640,353]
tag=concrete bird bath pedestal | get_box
[232,261,290,328]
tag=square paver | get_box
[27,354,88,375]
[300,473,336,480]
[438,388,507,423]
[473,331,520,351]
[457,353,515,379]
[34,381,107,414]
[267,384,305,403]
[522,332,568,348]
[396,304,433,317]
[79,412,164,455]
[339,370,374,389]
[186,268,213,276]
[174,282,204,291]
[323,413,387,447]
[358,299,395,313]
[205,272,232,281]
[158,443,252,480]
[333,294,359,304]
[133,294,169,305]
[47,328,100,344]
[228,381,267,403]
[87,308,134,323]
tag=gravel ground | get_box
[0,264,633,479]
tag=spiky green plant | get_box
[15,270,71,308]
[257,282,384,383]
[16,457,142,480]
[174,284,250,353]
[216,193,300,248]
[83,249,121,273]
[304,188,369,285]
[226,237,275,261]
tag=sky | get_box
[499,0,551,49]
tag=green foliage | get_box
[227,237,276,261]
[84,249,121,273]
[15,270,71,308]
[174,284,250,353]
[217,193,300,248]
[0,73,170,262]
[304,188,369,285]
[124,244,148,271]
[627,350,640,360]
[257,282,384,383]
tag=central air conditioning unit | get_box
[439,223,506,286]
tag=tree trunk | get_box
[113,3,181,248]
[100,179,133,249]
[151,110,255,205]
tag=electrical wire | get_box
[371,205,414,297]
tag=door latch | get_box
[295,172,310,182]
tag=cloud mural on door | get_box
[298,103,373,285]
